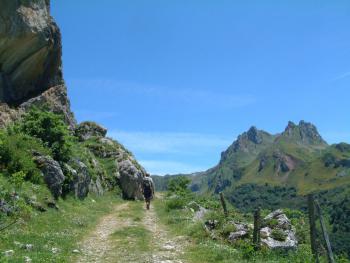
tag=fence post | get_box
[315,200,335,263]
[253,207,261,250]
[307,194,319,262]
[219,192,228,217]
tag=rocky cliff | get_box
[0,0,147,200]
[0,0,75,128]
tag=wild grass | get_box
[0,192,121,263]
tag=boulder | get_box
[75,121,107,141]
[260,227,298,250]
[228,230,249,242]
[34,155,65,199]
[118,159,145,200]
[193,206,209,221]
[261,209,298,250]
[227,222,250,243]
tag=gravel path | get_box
[76,200,187,263]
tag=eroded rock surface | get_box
[261,209,298,250]
[0,0,63,104]
[34,155,65,199]
[75,121,107,141]
[0,0,75,128]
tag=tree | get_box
[167,176,191,194]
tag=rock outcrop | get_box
[0,0,63,105]
[0,0,148,201]
[282,120,327,146]
[65,161,91,199]
[260,209,298,250]
[0,0,75,128]
[78,129,147,200]
[34,155,65,199]
[75,121,107,141]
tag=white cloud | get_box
[139,160,206,175]
[108,130,233,175]
[332,71,350,81]
[68,78,256,109]
[108,130,232,154]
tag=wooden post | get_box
[307,194,319,262]
[315,200,335,263]
[219,192,228,217]
[253,207,261,250]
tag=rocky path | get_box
[76,200,187,263]
[143,205,186,263]
[76,202,132,263]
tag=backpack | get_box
[143,178,153,197]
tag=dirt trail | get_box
[76,202,132,263]
[76,200,187,263]
[143,205,186,263]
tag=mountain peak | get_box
[247,126,263,144]
[282,120,327,146]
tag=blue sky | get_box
[52,1,350,175]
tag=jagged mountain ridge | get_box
[184,120,350,196]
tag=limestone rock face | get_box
[0,0,75,128]
[0,0,63,105]
[66,160,91,199]
[34,155,65,199]
[20,85,76,128]
[75,122,107,141]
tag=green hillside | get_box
[189,121,350,196]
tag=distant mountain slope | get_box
[190,121,350,195]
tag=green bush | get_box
[0,131,46,184]
[271,229,287,241]
[165,197,187,211]
[167,176,191,195]
[220,223,237,237]
[16,108,72,162]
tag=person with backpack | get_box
[142,173,155,210]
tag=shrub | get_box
[9,171,26,190]
[0,131,46,184]
[165,197,187,211]
[16,108,72,162]
[167,176,191,195]
[220,223,237,237]
[271,229,287,241]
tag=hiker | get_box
[142,173,155,210]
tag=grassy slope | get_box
[154,196,324,263]
[0,191,121,263]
